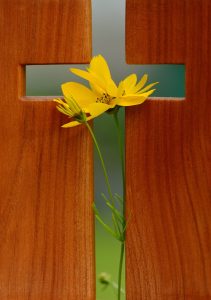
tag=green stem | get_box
[113,111,126,300]
[85,121,113,202]
[86,116,126,300]
[111,281,125,295]
[118,242,125,300]
[113,112,126,209]
[85,121,120,235]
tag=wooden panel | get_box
[0,1,94,299]
[126,0,211,299]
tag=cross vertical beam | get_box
[0,1,94,299]
[126,0,211,299]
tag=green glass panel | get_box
[26,64,185,98]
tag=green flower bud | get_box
[98,272,111,286]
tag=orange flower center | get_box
[96,93,115,104]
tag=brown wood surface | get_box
[126,0,211,299]
[0,1,94,299]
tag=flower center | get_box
[96,93,114,104]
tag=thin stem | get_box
[111,281,125,295]
[85,121,113,202]
[85,121,120,235]
[118,242,125,300]
[113,112,125,211]
[113,111,126,300]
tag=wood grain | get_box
[126,0,211,299]
[0,1,94,299]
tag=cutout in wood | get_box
[21,64,186,98]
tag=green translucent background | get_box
[26,0,185,299]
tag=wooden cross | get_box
[0,0,210,299]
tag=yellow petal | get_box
[62,120,81,128]
[122,74,137,94]
[70,68,106,91]
[117,81,125,97]
[116,89,156,106]
[133,74,148,93]
[138,82,159,94]
[53,98,65,105]
[90,82,104,96]
[89,55,112,82]
[87,102,111,117]
[106,80,118,97]
[62,115,93,128]
[61,82,97,107]
[108,97,119,107]
[71,55,118,97]
[57,105,73,117]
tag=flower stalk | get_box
[85,120,126,243]
[113,111,126,300]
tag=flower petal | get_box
[89,55,112,82]
[133,74,148,93]
[122,74,137,94]
[90,82,104,96]
[106,80,118,97]
[71,55,118,97]
[57,105,73,117]
[87,102,112,117]
[138,82,159,94]
[117,81,125,97]
[70,68,106,90]
[62,115,93,128]
[61,82,97,107]
[116,89,156,106]
[62,120,81,128]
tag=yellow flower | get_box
[67,54,158,116]
[54,95,101,128]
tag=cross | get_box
[23,0,185,298]
[24,3,185,298]
[1,0,209,299]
